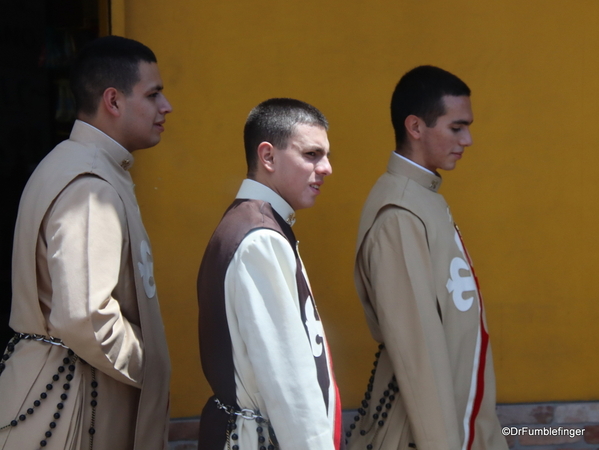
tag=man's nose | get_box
[161,95,173,114]
[317,156,332,176]
[461,129,473,147]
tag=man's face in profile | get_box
[417,95,473,172]
[268,124,332,211]
[118,61,173,152]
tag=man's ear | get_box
[101,87,122,118]
[404,114,423,141]
[256,141,276,173]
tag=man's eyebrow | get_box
[453,119,473,125]
[148,84,164,92]
[310,146,330,156]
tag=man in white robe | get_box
[197,98,344,450]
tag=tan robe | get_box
[349,154,506,450]
[0,121,170,450]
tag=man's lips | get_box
[309,182,323,192]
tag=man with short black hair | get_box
[197,98,344,450]
[348,66,506,450]
[0,36,172,450]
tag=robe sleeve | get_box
[224,228,335,450]
[360,206,461,450]
[43,175,143,388]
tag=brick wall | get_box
[168,402,599,450]
[168,417,200,450]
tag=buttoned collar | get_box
[69,120,134,171]
[389,151,442,192]
[236,179,296,226]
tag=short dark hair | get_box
[244,98,328,176]
[70,35,157,117]
[391,65,470,149]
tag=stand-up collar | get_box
[389,152,442,192]
[69,120,135,171]
[236,179,296,226]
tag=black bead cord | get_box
[0,340,77,449]
[0,334,98,450]
[88,367,97,450]
[345,344,400,449]
[256,422,265,450]
[256,416,277,450]
[40,350,77,449]
[226,413,237,450]
[0,334,21,376]
[216,399,279,450]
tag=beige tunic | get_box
[349,154,506,450]
[0,121,170,450]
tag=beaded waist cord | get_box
[213,397,279,450]
[0,332,98,449]
[346,344,417,449]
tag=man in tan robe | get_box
[0,36,172,450]
[348,66,507,450]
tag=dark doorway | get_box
[0,0,104,350]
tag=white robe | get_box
[198,179,342,450]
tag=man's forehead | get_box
[292,122,328,135]
[441,94,471,107]
[441,95,473,122]
[136,62,162,86]
[292,124,329,147]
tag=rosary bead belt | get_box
[1,332,98,449]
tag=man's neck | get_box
[394,150,435,175]
[74,120,130,153]
[78,113,130,152]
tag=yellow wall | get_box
[114,1,599,417]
